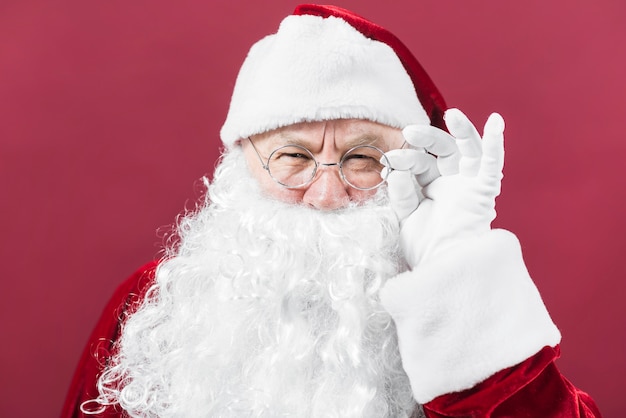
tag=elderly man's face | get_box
[241,119,405,210]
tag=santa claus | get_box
[62,4,601,418]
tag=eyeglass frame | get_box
[246,136,399,191]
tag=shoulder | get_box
[109,260,160,318]
[92,260,160,341]
[60,261,160,418]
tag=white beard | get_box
[94,148,421,418]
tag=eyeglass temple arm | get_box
[246,137,269,170]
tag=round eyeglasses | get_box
[247,137,394,190]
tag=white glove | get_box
[384,108,505,267]
[379,109,561,403]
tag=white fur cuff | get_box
[380,229,561,403]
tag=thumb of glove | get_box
[385,169,420,221]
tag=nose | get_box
[302,164,350,210]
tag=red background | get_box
[1,1,624,416]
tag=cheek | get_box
[259,180,305,204]
[347,188,378,204]
[246,160,305,203]
[241,143,302,203]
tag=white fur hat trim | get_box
[220,14,430,146]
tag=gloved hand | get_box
[384,108,505,267]
[380,109,560,404]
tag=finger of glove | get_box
[385,169,420,220]
[444,108,483,177]
[384,149,430,172]
[402,125,460,176]
[436,151,461,176]
[416,157,440,187]
[478,112,505,189]
[385,149,440,187]
[402,124,458,158]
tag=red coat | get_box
[61,262,602,418]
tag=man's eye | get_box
[284,153,310,159]
[343,152,383,172]
[345,154,377,162]
[271,151,313,168]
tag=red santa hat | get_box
[220,4,447,147]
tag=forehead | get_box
[253,119,404,150]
